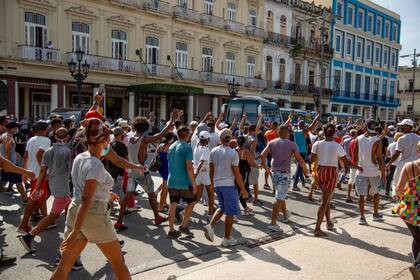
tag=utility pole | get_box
[412,49,416,120]
[319,8,326,114]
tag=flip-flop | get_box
[327,222,335,231]
[314,230,328,237]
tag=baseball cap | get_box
[397,119,415,127]
[219,122,228,129]
[85,110,103,120]
[388,125,396,131]
[112,127,125,136]
[6,122,20,130]
[118,120,129,128]
[189,121,199,127]
[199,131,210,140]
[298,120,307,128]
[366,120,377,133]
[219,128,232,141]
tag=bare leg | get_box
[373,193,380,214]
[19,199,37,229]
[224,216,234,239]
[16,183,28,201]
[168,202,177,232]
[51,239,87,280]
[181,203,195,228]
[359,195,365,219]
[205,185,215,215]
[347,184,353,201]
[147,192,161,220]
[315,187,334,232]
[270,200,282,224]
[39,200,48,217]
[158,181,168,211]
[31,214,60,236]
[97,240,131,280]
[210,208,224,227]
[116,192,134,224]
[253,184,259,202]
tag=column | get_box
[6,78,16,115]
[188,95,194,123]
[57,82,64,108]
[129,92,135,121]
[160,95,167,121]
[63,85,67,107]
[51,84,58,111]
[24,87,30,117]
[14,81,19,119]
[212,96,218,117]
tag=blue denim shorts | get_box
[215,186,240,216]
[272,172,291,200]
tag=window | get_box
[335,34,341,52]
[376,17,382,35]
[334,69,341,93]
[391,50,396,67]
[355,74,362,96]
[279,58,286,83]
[227,3,236,21]
[308,67,315,87]
[202,47,213,72]
[348,5,354,25]
[365,76,371,99]
[366,42,371,61]
[374,77,379,98]
[358,10,364,29]
[385,21,390,39]
[337,1,343,19]
[24,12,47,47]
[345,72,352,94]
[383,48,388,66]
[175,42,188,68]
[382,79,388,96]
[280,16,287,36]
[367,14,373,32]
[390,81,395,96]
[72,22,90,54]
[375,46,380,64]
[393,25,398,41]
[178,0,187,7]
[356,40,362,58]
[112,30,127,59]
[225,52,236,75]
[145,36,159,64]
[246,56,256,78]
[249,10,257,26]
[346,37,352,56]
[204,0,214,15]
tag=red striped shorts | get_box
[317,166,338,189]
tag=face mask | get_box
[101,144,110,157]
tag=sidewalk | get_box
[133,208,414,280]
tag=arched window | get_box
[112,30,127,59]
[24,12,47,47]
[279,58,286,83]
[145,36,160,64]
[266,56,273,83]
[267,11,274,32]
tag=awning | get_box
[128,83,203,95]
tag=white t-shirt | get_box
[193,145,210,170]
[210,145,239,187]
[311,140,346,168]
[396,133,420,163]
[190,133,199,151]
[26,136,51,177]
[209,132,220,150]
[72,152,114,203]
[387,142,401,166]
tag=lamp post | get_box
[372,103,378,120]
[227,77,240,98]
[68,48,90,108]
[313,91,320,111]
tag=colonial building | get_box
[397,66,420,124]
[0,0,267,122]
[327,0,401,121]
[261,0,333,112]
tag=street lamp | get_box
[401,49,420,120]
[227,77,240,98]
[68,48,90,108]
[372,103,378,120]
[313,91,320,111]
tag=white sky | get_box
[370,0,420,66]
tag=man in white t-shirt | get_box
[18,121,51,233]
[386,132,403,198]
[193,131,213,221]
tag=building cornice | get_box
[142,23,167,36]
[223,40,241,52]
[65,5,98,21]
[18,0,56,14]
[200,35,219,47]
[172,30,194,42]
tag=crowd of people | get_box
[0,93,419,279]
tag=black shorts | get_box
[4,172,22,184]
[168,188,196,204]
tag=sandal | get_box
[308,195,314,202]
[327,222,335,231]
[314,230,328,237]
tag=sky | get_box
[370,0,420,66]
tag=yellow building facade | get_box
[0,0,267,122]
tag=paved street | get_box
[0,165,400,280]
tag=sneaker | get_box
[46,222,58,230]
[221,237,237,247]
[253,199,263,206]
[154,215,168,226]
[244,208,254,216]
[72,258,84,271]
[281,211,291,223]
[54,255,61,266]
[124,208,139,216]
[359,217,368,225]
[267,224,284,233]
[17,225,31,234]
[0,254,16,267]
[167,230,181,239]
[263,184,271,190]
[330,202,336,210]
[18,234,34,252]
[203,224,214,242]
[246,196,254,203]
[179,226,194,238]
[373,213,384,222]
[114,222,128,232]
[31,212,42,222]
[292,185,301,191]
[206,214,213,223]
[119,240,125,248]
[345,198,353,203]
[233,216,238,222]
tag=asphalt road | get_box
[0,164,392,280]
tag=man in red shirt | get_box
[263,122,279,191]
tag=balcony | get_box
[264,32,292,46]
[199,72,245,85]
[142,0,170,15]
[142,63,172,77]
[244,77,266,88]
[19,45,60,64]
[172,68,199,80]
[172,6,200,22]
[111,0,140,7]
[200,13,224,29]
[66,53,140,73]
[245,25,266,38]
[225,20,245,34]
[332,91,401,106]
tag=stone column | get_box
[188,95,194,123]
[129,92,135,121]
[160,95,167,121]
[14,80,19,119]
[6,78,16,116]
[51,84,58,111]
[57,82,64,108]
[212,96,218,117]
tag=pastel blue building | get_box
[329,0,401,121]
